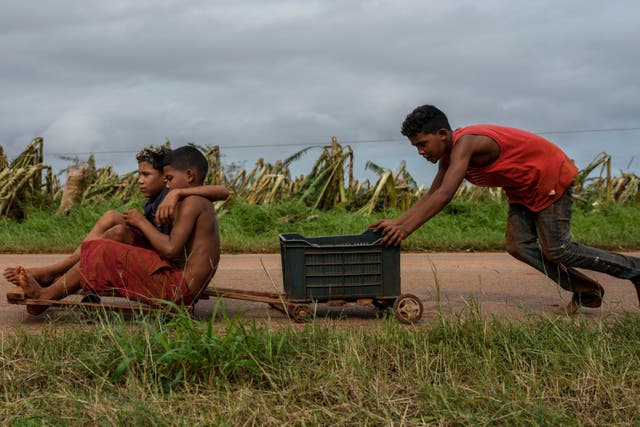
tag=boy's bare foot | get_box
[3,267,22,285]
[15,266,49,315]
[4,266,56,287]
[553,300,580,315]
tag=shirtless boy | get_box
[14,145,222,314]
[4,145,228,288]
[371,104,640,314]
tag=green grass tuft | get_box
[1,199,639,253]
[3,311,640,424]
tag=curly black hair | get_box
[163,145,209,185]
[401,105,451,137]
[136,145,172,171]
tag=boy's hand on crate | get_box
[369,219,407,247]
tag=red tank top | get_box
[451,124,578,212]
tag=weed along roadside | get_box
[3,250,640,424]
[3,303,640,424]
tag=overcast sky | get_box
[1,0,639,186]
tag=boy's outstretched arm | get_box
[156,185,229,226]
[371,138,475,246]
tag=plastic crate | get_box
[279,229,400,302]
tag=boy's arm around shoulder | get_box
[156,185,229,226]
[174,185,229,202]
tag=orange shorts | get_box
[79,239,192,305]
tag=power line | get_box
[10,126,640,158]
[537,127,640,135]
[46,138,403,156]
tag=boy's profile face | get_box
[409,130,450,163]
[163,165,192,190]
[137,161,166,198]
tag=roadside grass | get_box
[0,198,142,253]
[3,196,640,424]
[2,307,640,425]
[2,198,640,253]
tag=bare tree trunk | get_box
[57,163,90,215]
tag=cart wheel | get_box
[393,294,423,324]
[289,304,312,322]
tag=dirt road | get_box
[2,252,639,332]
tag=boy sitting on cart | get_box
[12,145,221,315]
[4,144,228,288]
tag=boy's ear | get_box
[185,169,196,183]
[437,128,451,141]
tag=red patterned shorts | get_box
[79,239,192,305]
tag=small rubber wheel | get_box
[289,304,312,322]
[392,294,423,324]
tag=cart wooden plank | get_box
[7,286,173,314]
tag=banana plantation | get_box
[0,137,638,220]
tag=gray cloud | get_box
[1,0,639,184]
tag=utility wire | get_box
[537,127,640,135]
[10,126,640,158]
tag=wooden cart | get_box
[6,230,424,323]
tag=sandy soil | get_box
[2,251,639,334]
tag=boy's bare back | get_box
[173,195,220,297]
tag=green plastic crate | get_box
[279,229,401,302]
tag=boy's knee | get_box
[102,224,133,243]
[541,244,571,264]
[100,210,124,225]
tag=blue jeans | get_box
[505,185,640,307]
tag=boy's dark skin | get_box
[122,163,221,294]
[371,105,640,314]
[4,150,228,287]
[4,159,166,286]
[371,128,499,246]
[14,147,221,314]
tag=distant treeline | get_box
[0,137,638,220]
